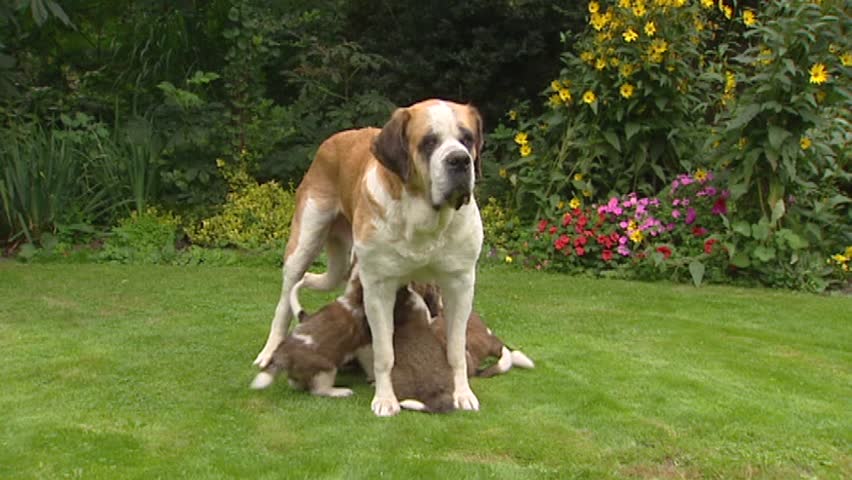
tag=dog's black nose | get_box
[446,151,471,170]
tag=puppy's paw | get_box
[453,387,480,411]
[371,395,400,417]
[325,387,354,398]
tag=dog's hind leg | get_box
[254,199,336,368]
[310,369,353,398]
[300,220,353,292]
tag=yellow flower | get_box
[618,0,631,8]
[809,63,829,84]
[508,110,518,121]
[673,0,686,6]
[559,88,572,103]
[499,168,508,178]
[504,255,513,264]
[720,3,732,20]
[841,52,852,67]
[845,246,852,258]
[831,254,848,264]
[549,94,562,107]
[551,80,562,91]
[725,71,737,93]
[581,51,595,64]
[520,144,532,157]
[828,43,839,54]
[759,48,773,65]
[620,83,635,99]
[514,132,529,145]
[633,3,647,17]
[629,229,644,244]
[701,0,713,7]
[558,200,565,210]
[743,10,757,26]
[591,12,608,31]
[620,63,637,77]
[644,21,656,37]
[569,197,582,209]
[694,168,708,182]
[582,189,593,198]
[574,173,584,181]
[595,58,607,70]
[623,28,639,43]
[627,220,638,231]
[583,90,597,104]
[215,158,225,168]
[588,1,600,13]
[650,38,668,54]
[609,56,621,67]
[800,136,812,150]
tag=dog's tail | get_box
[289,277,309,322]
[477,346,535,378]
[399,393,455,414]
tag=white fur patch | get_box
[497,346,513,373]
[250,372,274,390]
[292,333,315,346]
[511,350,535,369]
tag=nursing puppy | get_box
[249,269,370,397]
[388,286,455,413]
[254,99,485,416]
[414,283,535,378]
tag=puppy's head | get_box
[372,99,484,210]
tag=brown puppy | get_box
[414,283,535,377]
[389,286,455,413]
[250,267,370,397]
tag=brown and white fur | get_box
[415,283,535,378]
[253,99,485,416]
[249,267,371,397]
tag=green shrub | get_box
[189,170,296,250]
[100,208,179,264]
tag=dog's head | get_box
[372,99,484,210]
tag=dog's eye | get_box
[420,134,438,152]
[459,131,475,149]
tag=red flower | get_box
[554,234,571,251]
[576,246,586,256]
[574,236,588,247]
[549,226,558,235]
[692,226,708,237]
[656,245,673,259]
[577,215,588,229]
[609,232,620,242]
[704,238,717,254]
[601,249,613,262]
[538,219,549,233]
[562,213,573,226]
[712,197,728,215]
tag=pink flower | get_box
[617,244,631,256]
[672,209,681,219]
[685,207,697,225]
[712,197,727,215]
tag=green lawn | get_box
[0,263,849,479]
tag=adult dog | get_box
[253,99,484,416]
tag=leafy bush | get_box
[189,161,296,250]
[100,208,179,264]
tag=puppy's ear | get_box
[372,108,412,182]
[469,106,484,179]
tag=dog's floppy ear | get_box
[470,106,484,179]
[372,107,412,182]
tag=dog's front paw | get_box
[371,395,400,417]
[453,387,480,411]
[317,387,354,398]
[253,338,280,368]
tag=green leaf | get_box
[726,103,761,131]
[770,199,786,224]
[752,246,776,262]
[689,260,705,287]
[752,219,770,241]
[732,221,751,237]
[602,130,621,152]
[731,251,751,268]
[767,125,790,151]
[625,122,640,142]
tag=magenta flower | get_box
[712,197,727,215]
[617,244,631,256]
[685,207,697,225]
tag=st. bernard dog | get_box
[253,99,485,416]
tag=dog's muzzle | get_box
[436,149,473,210]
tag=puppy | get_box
[414,283,535,378]
[388,286,455,413]
[249,267,371,397]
